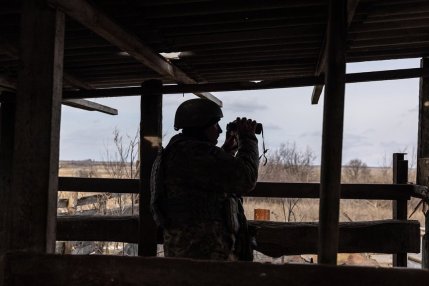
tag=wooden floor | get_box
[1,252,429,286]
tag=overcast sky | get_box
[60,58,421,167]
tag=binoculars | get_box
[226,122,263,135]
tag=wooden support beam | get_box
[417,59,429,268]
[0,75,117,115]
[62,99,118,115]
[417,58,429,183]
[3,252,429,286]
[139,80,162,256]
[252,220,420,257]
[55,216,420,256]
[63,67,429,99]
[0,76,16,91]
[0,36,118,115]
[57,177,415,200]
[57,216,139,243]
[318,0,347,265]
[0,36,96,94]
[311,0,360,105]
[0,94,15,256]
[62,72,95,90]
[392,153,409,267]
[8,0,65,253]
[48,0,222,106]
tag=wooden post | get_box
[318,0,347,265]
[138,79,163,256]
[417,58,429,182]
[392,153,408,267]
[7,0,64,253]
[417,57,429,269]
[0,94,16,255]
[423,212,429,269]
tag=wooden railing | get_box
[56,177,422,261]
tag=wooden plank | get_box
[3,253,429,286]
[58,177,139,193]
[47,0,222,106]
[0,36,96,93]
[417,58,429,184]
[392,153,409,267]
[62,99,118,115]
[0,76,16,91]
[62,72,94,90]
[139,80,162,256]
[252,220,420,256]
[0,38,117,115]
[55,216,420,256]
[8,0,64,253]
[0,94,15,256]
[57,177,415,200]
[318,0,347,265]
[311,0,360,105]
[63,67,429,99]
[56,216,139,243]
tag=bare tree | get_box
[260,142,316,183]
[102,128,140,179]
[343,159,370,183]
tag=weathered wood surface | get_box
[311,0,360,105]
[2,253,429,286]
[61,99,118,115]
[57,177,415,200]
[251,220,420,257]
[56,217,420,256]
[58,177,138,193]
[139,80,162,256]
[47,0,222,106]
[417,58,429,184]
[8,1,64,253]
[0,95,15,255]
[63,67,429,99]
[318,0,347,264]
[56,216,139,243]
[392,153,408,267]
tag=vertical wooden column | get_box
[392,153,408,267]
[318,0,347,265]
[0,94,16,255]
[8,0,64,253]
[417,58,429,182]
[417,58,429,269]
[423,212,429,269]
[139,79,162,256]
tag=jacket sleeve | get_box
[183,134,259,195]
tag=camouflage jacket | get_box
[162,133,258,224]
[158,132,259,260]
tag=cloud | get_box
[299,131,322,138]
[224,100,268,113]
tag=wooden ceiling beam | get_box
[48,0,222,106]
[62,67,429,99]
[62,99,118,115]
[311,0,360,105]
[0,74,118,115]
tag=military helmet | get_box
[174,99,223,130]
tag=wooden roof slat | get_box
[49,0,222,105]
[311,0,360,105]
[62,99,118,115]
[108,0,324,19]
[62,67,429,99]
[170,25,323,47]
